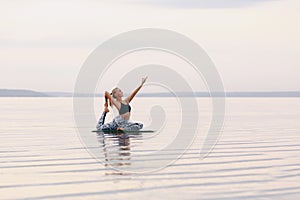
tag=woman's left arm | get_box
[125,76,147,103]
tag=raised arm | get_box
[125,76,147,103]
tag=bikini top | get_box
[119,102,131,115]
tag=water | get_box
[1,97,300,199]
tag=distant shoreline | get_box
[1,89,300,97]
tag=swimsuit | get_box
[119,102,131,115]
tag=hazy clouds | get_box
[0,0,299,92]
[125,0,278,8]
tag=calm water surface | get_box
[1,97,300,200]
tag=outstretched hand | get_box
[141,76,148,86]
[125,76,148,103]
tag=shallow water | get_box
[1,97,300,200]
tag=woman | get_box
[96,76,147,132]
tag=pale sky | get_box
[0,0,299,92]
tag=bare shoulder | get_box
[112,99,121,110]
[123,98,130,104]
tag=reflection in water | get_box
[97,132,142,175]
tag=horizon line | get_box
[1,89,300,97]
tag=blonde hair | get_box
[110,87,119,99]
